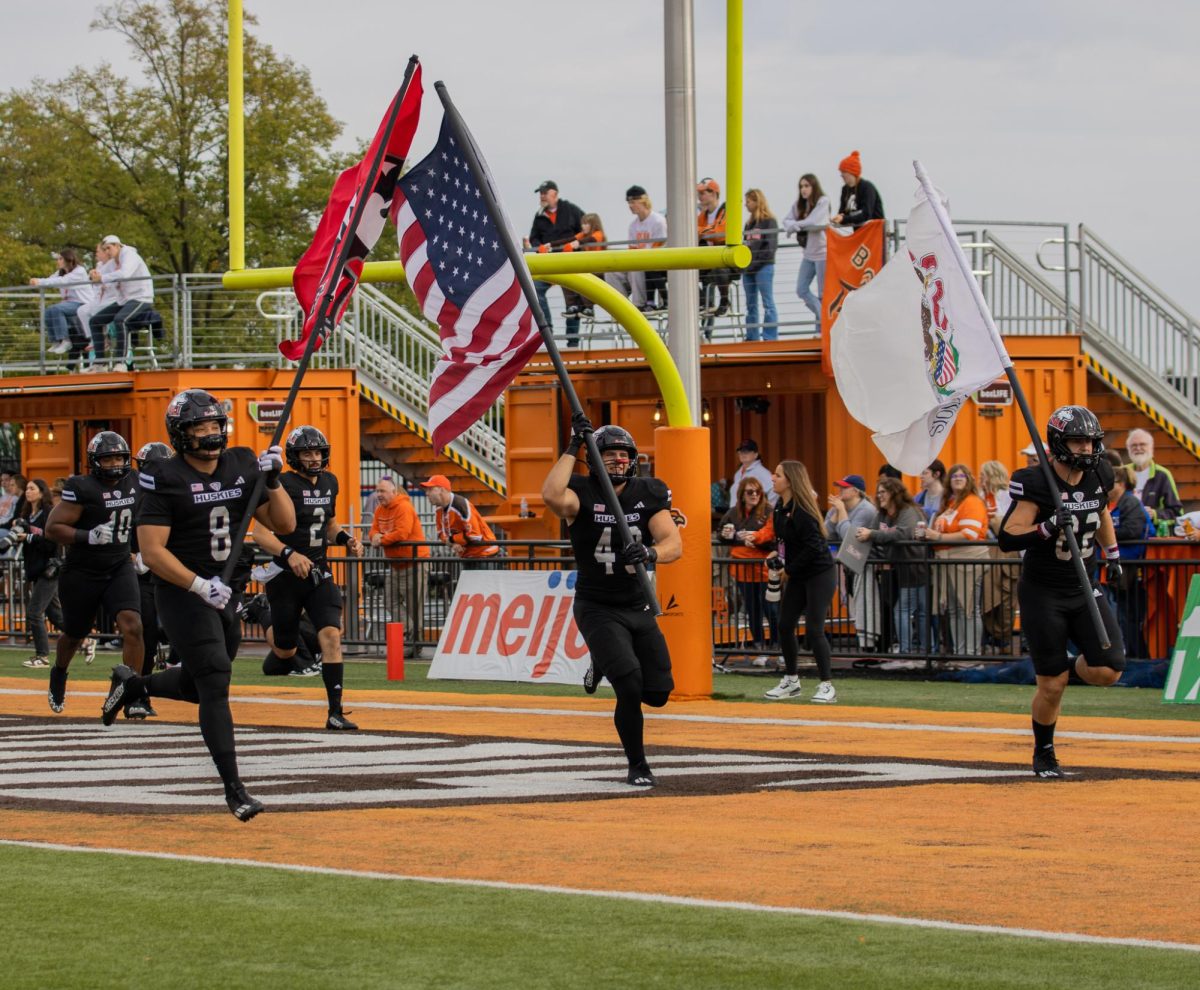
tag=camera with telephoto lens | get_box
[0,517,27,552]
[765,557,783,603]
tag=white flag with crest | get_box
[831,186,1006,474]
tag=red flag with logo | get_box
[821,218,885,376]
[285,62,424,360]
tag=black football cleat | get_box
[583,661,600,695]
[627,762,656,787]
[48,666,68,714]
[325,711,359,731]
[101,665,138,726]
[225,785,264,822]
[1033,747,1064,779]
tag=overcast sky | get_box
[6,1,1199,312]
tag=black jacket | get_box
[529,199,584,249]
[21,507,60,581]
[745,217,779,273]
[837,179,884,229]
[770,499,834,578]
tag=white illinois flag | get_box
[831,186,1005,474]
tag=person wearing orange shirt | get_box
[419,475,501,570]
[367,477,430,646]
[917,463,989,656]
[696,177,736,337]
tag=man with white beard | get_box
[1124,429,1181,523]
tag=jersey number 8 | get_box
[209,506,231,561]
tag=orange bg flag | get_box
[822,218,886,375]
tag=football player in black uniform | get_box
[103,389,296,821]
[999,405,1125,778]
[129,440,174,717]
[44,431,144,715]
[252,425,362,730]
[542,418,681,787]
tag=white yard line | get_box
[0,838,1196,953]
[3,687,1198,744]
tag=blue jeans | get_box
[742,264,778,341]
[895,584,928,653]
[796,257,825,333]
[45,300,83,342]
[534,280,579,345]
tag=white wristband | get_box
[188,575,207,595]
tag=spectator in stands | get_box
[527,180,584,344]
[830,151,885,229]
[29,249,96,354]
[856,476,927,653]
[710,476,730,530]
[878,464,902,481]
[697,177,736,335]
[1124,428,1182,522]
[742,189,779,341]
[730,438,776,507]
[606,187,668,314]
[16,479,63,668]
[979,459,1018,654]
[825,473,879,650]
[1108,465,1150,657]
[915,460,946,520]
[87,234,154,372]
[50,477,67,507]
[367,477,430,647]
[0,472,17,530]
[782,174,831,334]
[73,241,116,364]
[1019,441,1045,468]
[420,474,501,569]
[560,212,607,322]
[719,477,777,664]
[918,463,989,655]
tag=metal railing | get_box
[4,540,1194,670]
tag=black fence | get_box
[1,539,1196,666]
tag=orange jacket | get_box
[435,494,499,559]
[697,203,727,246]
[368,492,430,567]
[561,230,606,253]
[932,493,988,545]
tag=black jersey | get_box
[277,470,339,566]
[1004,460,1114,587]
[136,447,266,578]
[60,470,139,573]
[567,473,670,607]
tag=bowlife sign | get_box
[1164,574,1200,703]
[428,570,591,684]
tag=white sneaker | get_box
[49,340,71,354]
[111,362,129,372]
[82,637,97,664]
[764,675,801,700]
[752,655,771,667]
[811,681,838,704]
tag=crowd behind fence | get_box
[1,538,1195,669]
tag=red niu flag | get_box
[284,63,424,360]
[391,114,540,452]
[822,218,885,377]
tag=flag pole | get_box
[912,160,1109,648]
[217,56,421,586]
[434,81,660,615]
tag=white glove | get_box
[88,521,114,545]
[190,574,232,610]
[133,552,149,575]
[251,562,283,583]
[258,445,283,474]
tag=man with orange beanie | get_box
[830,151,885,230]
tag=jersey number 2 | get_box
[309,507,325,547]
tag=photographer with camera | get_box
[17,479,64,668]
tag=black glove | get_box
[566,411,594,456]
[1106,558,1123,584]
[1037,506,1073,539]
[617,542,657,567]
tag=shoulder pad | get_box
[1096,458,1115,492]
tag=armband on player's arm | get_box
[997,527,1053,552]
[334,530,352,547]
[273,546,294,568]
[73,527,90,545]
[1105,544,1120,560]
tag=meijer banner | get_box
[428,570,591,684]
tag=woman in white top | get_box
[781,174,831,334]
[29,249,96,354]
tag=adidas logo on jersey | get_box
[634,501,645,508]
[236,476,245,484]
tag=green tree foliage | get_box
[0,0,349,283]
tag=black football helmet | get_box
[165,388,228,455]
[134,441,173,470]
[285,425,330,474]
[87,431,132,482]
[591,425,639,486]
[1046,404,1105,470]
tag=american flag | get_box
[391,114,541,452]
